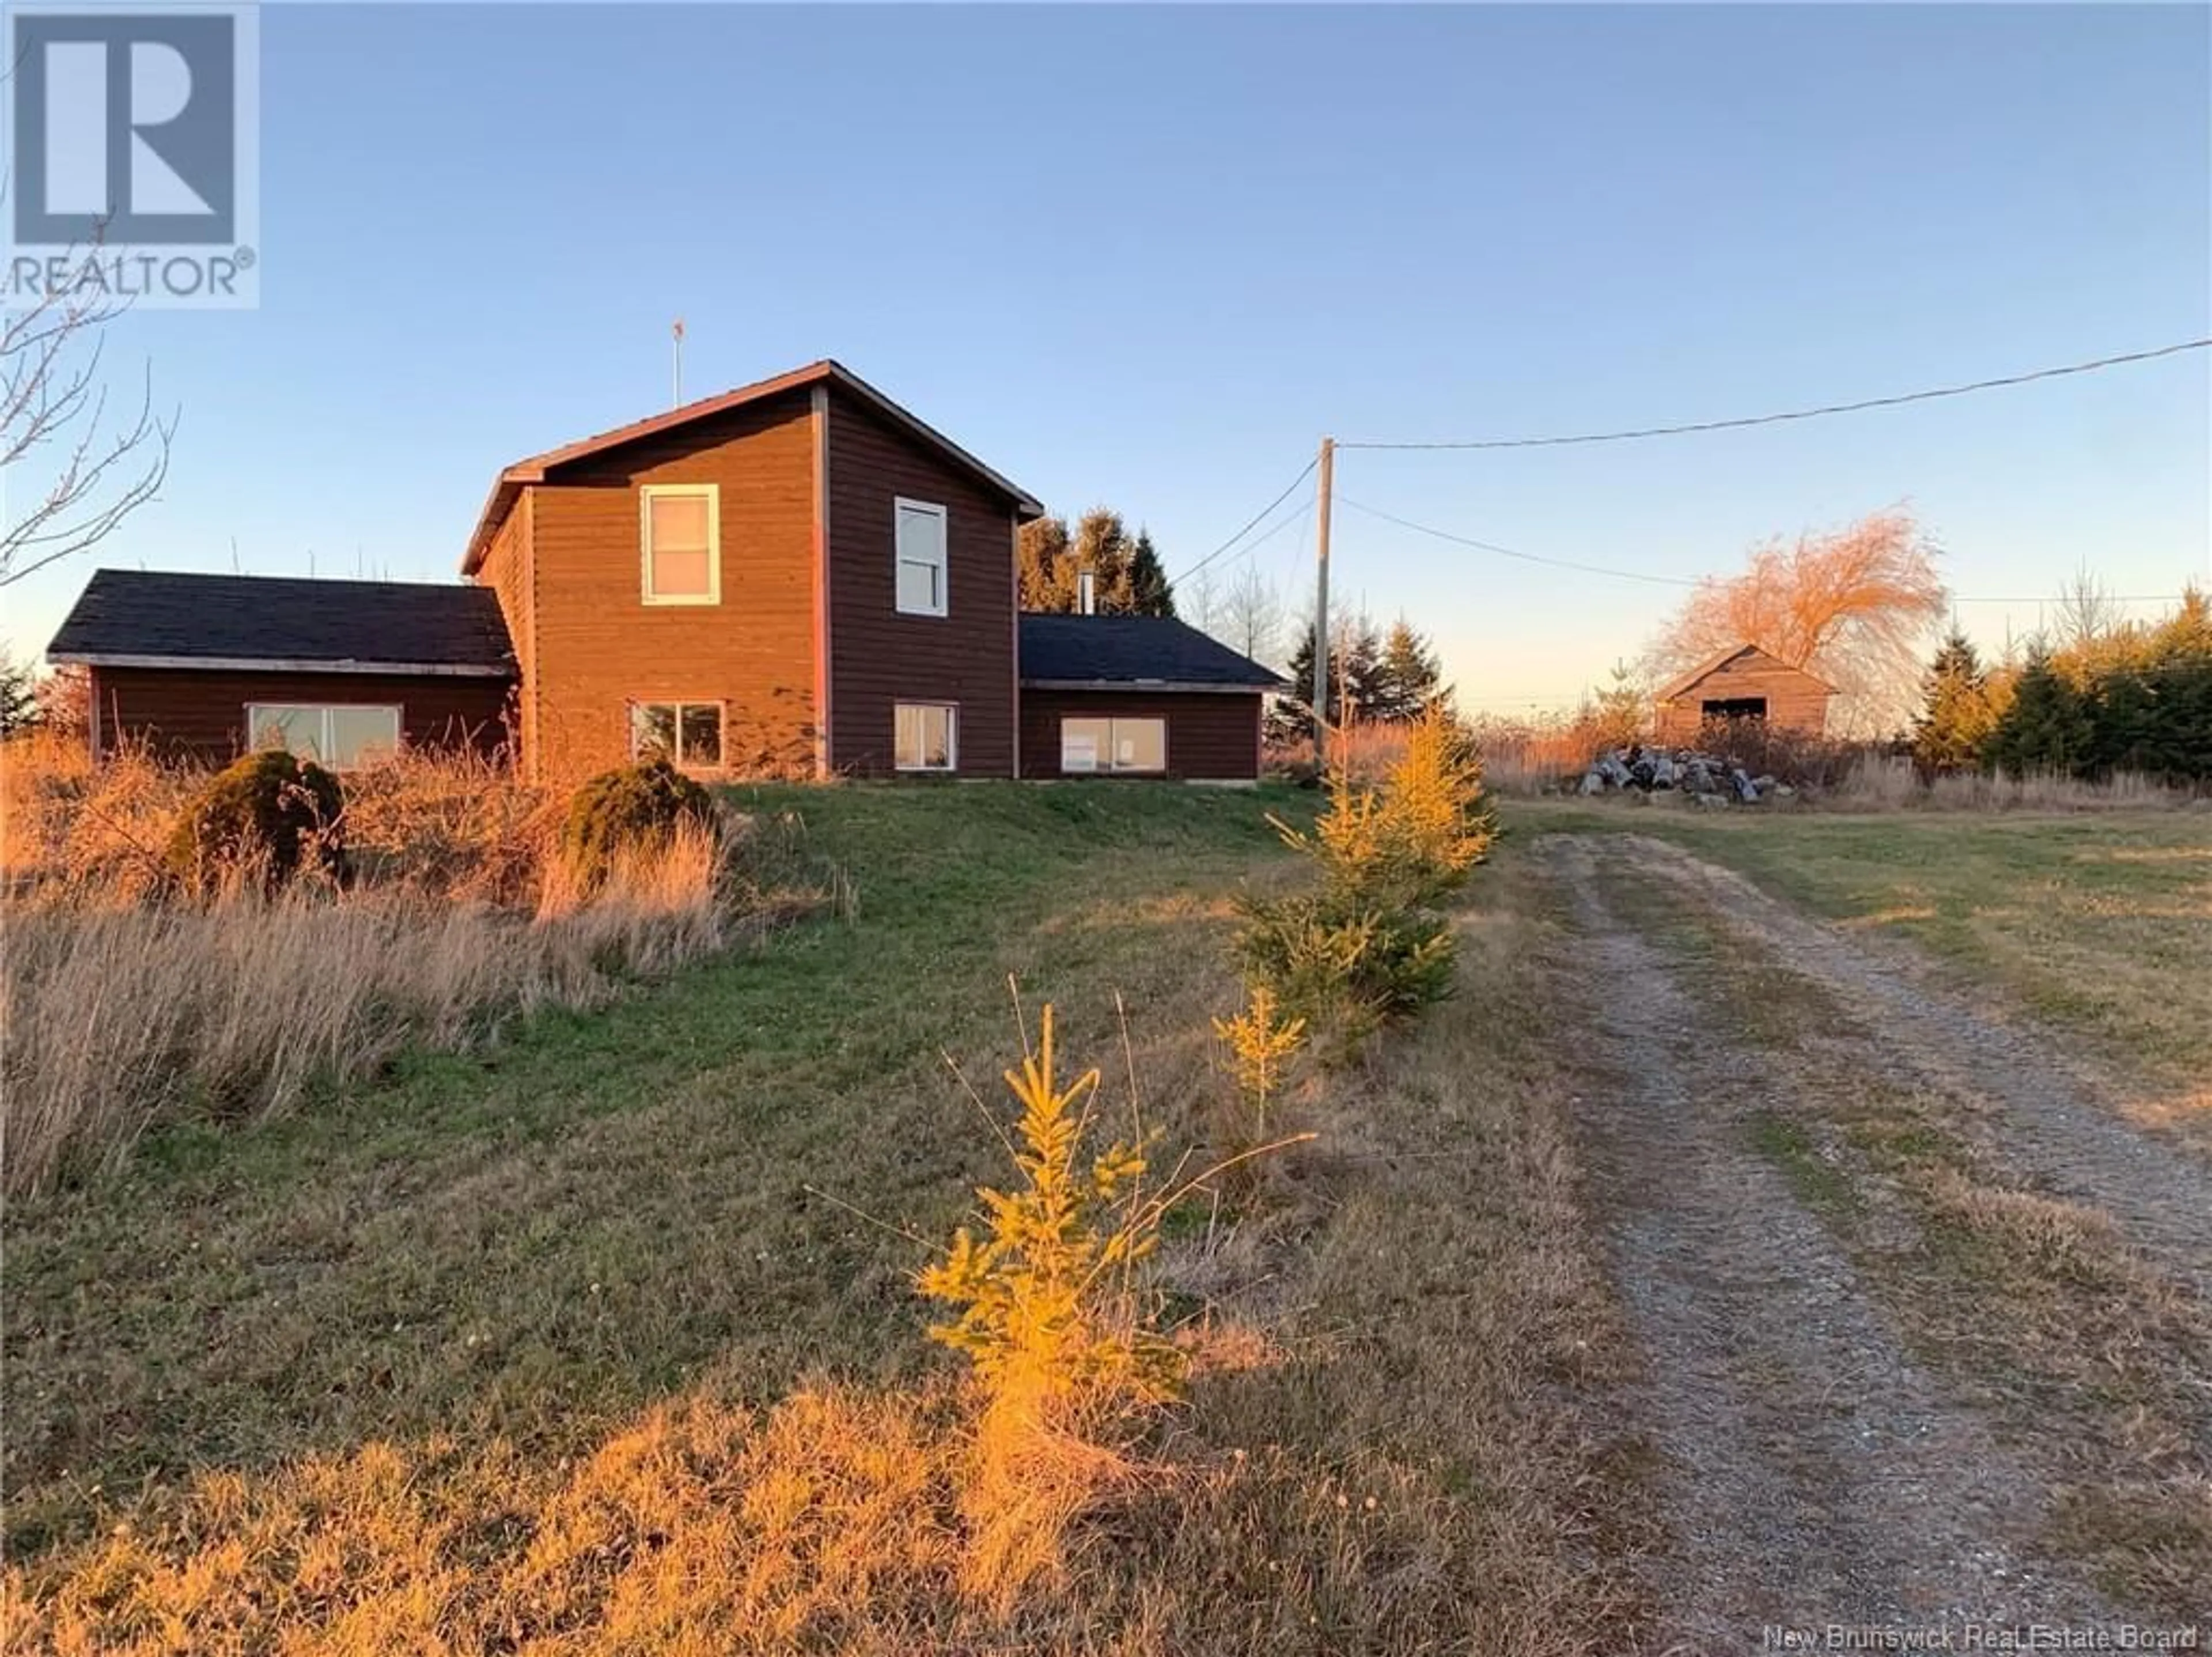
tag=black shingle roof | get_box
[47,570,516,672]
[1018,614,1286,689]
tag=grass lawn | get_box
[1506,797,2212,1115]
[3,785,1296,1549]
[4,783,1644,1654]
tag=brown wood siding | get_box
[824,391,1016,777]
[88,665,513,765]
[1020,690,1263,780]
[525,395,818,783]
[475,490,537,766]
[1654,657,1832,744]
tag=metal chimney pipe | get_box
[1078,569,1096,615]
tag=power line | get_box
[1335,338,2211,452]
[1239,497,1314,562]
[1170,456,1319,584]
[1179,498,1313,589]
[1341,494,2201,606]
[1337,495,1705,588]
[1949,592,2188,604]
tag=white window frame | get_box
[627,699,728,769]
[893,701,959,774]
[639,483,722,607]
[245,702,403,770]
[1060,715,1168,775]
[893,497,949,618]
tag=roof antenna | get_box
[672,317,685,407]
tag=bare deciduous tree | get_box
[1647,508,1946,736]
[2053,566,2123,652]
[1214,563,1289,668]
[2,271,176,588]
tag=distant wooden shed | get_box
[1652,644,1834,745]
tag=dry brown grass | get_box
[1,736,821,1196]
[1,731,571,903]
[1,822,777,1197]
[1832,753,2194,812]
[2,726,199,896]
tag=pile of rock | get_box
[1578,745,1794,805]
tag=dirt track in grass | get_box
[1531,832,2210,1651]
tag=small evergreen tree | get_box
[1984,645,2094,777]
[2085,668,2159,778]
[1124,528,1175,618]
[1279,614,1385,736]
[1372,619,1445,722]
[0,650,41,737]
[918,1004,1179,1410]
[1592,660,1646,750]
[1911,629,1999,776]
[2139,652,2212,782]
[2133,585,2212,782]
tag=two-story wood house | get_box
[47,361,1286,781]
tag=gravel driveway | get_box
[1533,833,2209,1654]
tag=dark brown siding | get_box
[825,390,1017,777]
[89,666,513,765]
[1019,690,1263,781]
[526,395,818,782]
[1654,655,1832,744]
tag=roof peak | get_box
[460,358,1041,574]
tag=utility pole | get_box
[1310,435,1334,767]
[672,317,685,407]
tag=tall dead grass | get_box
[1834,753,2194,811]
[2,825,762,1196]
[1,737,821,1195]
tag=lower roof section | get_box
[47,570,517,675]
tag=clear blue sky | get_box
[9,2,2209,712]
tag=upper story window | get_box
[894,498,948,617]
[641,484,720,606]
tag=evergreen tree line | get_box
[1017,508,1175,616]
[1270,614,1449,740]
[1912,588,2212,784]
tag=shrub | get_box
[918,1004,1182,1423]
[559,756,717,895]
[1379,705,1495,892]
[1234,887,1453,1050]
[1272,774,1419,906]
[1272,709,1493,913]
[163,748,346,892]
[1211,983,1307,1142]
[1244,708,1478,1051]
